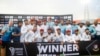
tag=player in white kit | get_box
[24,25,38,42]
[64,30,75,43]
[53,27,64,42]
[72,29,81,43]
[81,29,91,41]
[34,29,47,42]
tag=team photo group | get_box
[1,17,100,44]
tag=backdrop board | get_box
[0,14,73,29]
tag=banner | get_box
[7,43,79,56]
[6,40,100,56]
[79,40,100,55]
[28,43,79,56]
[6,43,25,56]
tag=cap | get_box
[40,29,44,31]
[66,30,71,32]
[54,19,59,22]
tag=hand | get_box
[27,29,31,32]
[61,41,64,45]
[25,42,29,45]
[43,37,46,39]
[34,38,37,41]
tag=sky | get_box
[0,0,100,20]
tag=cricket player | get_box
[41,19,48,33]
[20,19,31,42]
[72,29,81,43]
[65,20,72,30]
[28,18,36,30]
[53,27,64,42]
[78,22,86,35]
[81,29,91,41]
[34,29,47,42]
[53,20,60,35]
[37,20,43,33]
[46,17,54,28]
[24,25,38,42]
[64,30,75,43]
[43,28,54,42]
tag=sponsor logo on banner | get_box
[6,43,25,56]
[9,47,15,56]
[9,47,24,56]
[93,44,99,52]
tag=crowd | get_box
[0,18,100,45]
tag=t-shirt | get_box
[35,33,47,42]
[87,26,96,35]
[24,31,38,42]
[53,33,64,42]
[43,33,54,42]
[81,33,91,41]
[12,26,21,42]
[2,25,14,41]
[78,26,86,35]
[92,24,100,35]
[64,35,75,43]
[20,25,31,42]
[59,25,66,34]
[41,24,49,33]
[72,25,78,34]
[72,34,81,41]
[46,22,54,28]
